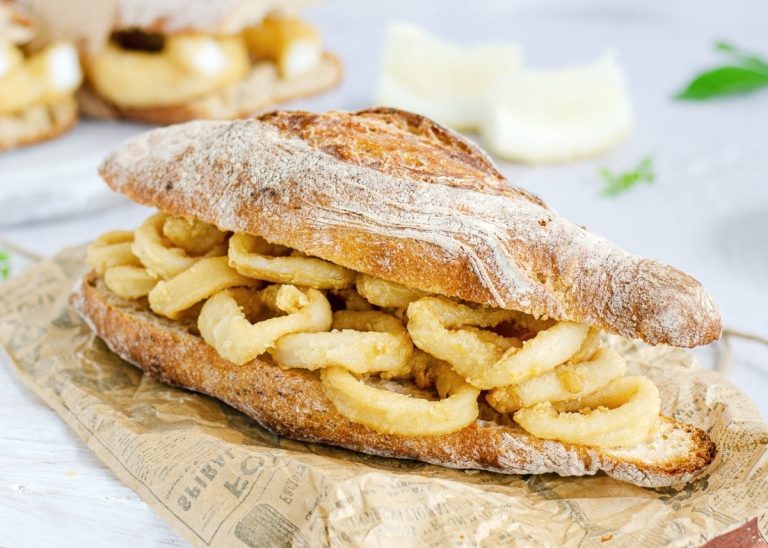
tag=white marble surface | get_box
[1,1,767,546]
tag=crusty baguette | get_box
[0,96,77,151]
[99,108,721,347]
[72,273,716,487]
[78,53,341,125]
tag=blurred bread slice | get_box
[78,52,341,125]
[481,55,633,164]
[0,95,77,151]
[376,21,521,131]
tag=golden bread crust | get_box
[99,109,721,346]
[72,273,716,487]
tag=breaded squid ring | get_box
[355,273,429,308]
[86,34,249,108]
[406,297,518,376]
[149,256,259,319]
[133,214,226,280]
[86,230,142,275]
[514,376,661,448]
[104,265,158,299]
[229,233,355,289]
[568,327,601,363]
[329,288,375,311]
[198,284,332,365]
[162,216,228,255]
[486,348,627,413]
[270,310,413,374]
[321,365,480,436]
[408,297,587,389]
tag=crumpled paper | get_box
[1,247,767,547]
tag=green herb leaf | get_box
[676,42,768,100]
[676,66,768,100]
[0,250,9,281]
[599,156,655,197]
[715,42,768,74]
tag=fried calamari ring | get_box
[461,325,521,352]
[329,288,375,311]
[86,230,142,275]
[133,214,226,280]
[103,265,158,299]
[321,365,480,436]
[355,273,429,308]
[486,348,626,413]
[514,376,661,448]
[270,310,413,374]
[86,34,249,108]
[568,327,601,363]
[149,256,258,319]
[406,298,517,375]
[407,297,587,389]
[229,233,355,289]
[162,216,228,255]
[198,284,332,365]
[468,321,588,389]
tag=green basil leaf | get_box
[676,66,768,100]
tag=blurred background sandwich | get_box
[0,0,81,150]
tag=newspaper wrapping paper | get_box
[1,247,767,547]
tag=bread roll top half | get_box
[99,107,722,347]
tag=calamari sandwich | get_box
[73,108,720,487]
[0,0,82,150]
[48,0,342,123]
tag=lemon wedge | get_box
[481,55,633,164]
[376,21,521,131]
